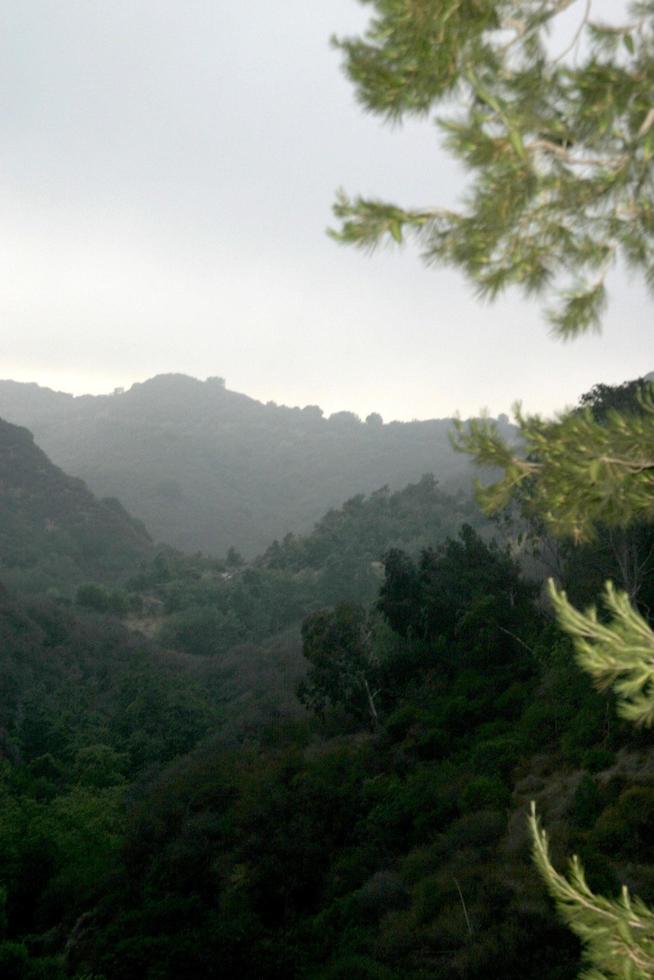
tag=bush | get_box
[318,954,396,979]
[460,775,510,812]
[0,943,64,980]
[471,736,524,782]
[76,584,130,616]
[0,942,28,980]
[581,748,615,773]
[572,773,602,830]
[76,584,110,613]
[590,786,654,859]
[440,810,506,851]
[356,871,409,922]
[559,702,608,762]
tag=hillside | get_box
[117,474,485,663]
[0,375,513,556]
[0,417,153,594]
[1,380,654,978]
[3,518,651,980]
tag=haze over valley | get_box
[0,373,502,556]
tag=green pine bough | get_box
[332,2,654,975]
[550,579,654,728]
[450,389,654,542]
[530,802,654,979]
[331,2,654,338]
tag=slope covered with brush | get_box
[0,418,152,594]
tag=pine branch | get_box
[332,0,654,336]
[530,803,654,977]
[549,580,654,726]
[452,405,654,540]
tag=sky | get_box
[0,0,650,422]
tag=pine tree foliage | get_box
[529,802,654,979]
[549,580,654,725]
[451,386,654,542]
[331,0,654,336]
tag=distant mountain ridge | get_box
[0,374,513,557]
[0,416,152,593]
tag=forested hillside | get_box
[2,474,654,978]
[0,418,152,594]
[118,474,482,657]
[67,473,484,739]
[0,374,511,556]
[0,376,653,978]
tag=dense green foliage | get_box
[2,367,653,977]
[2,445,654,976]
[0,374,506,556]
[0,589,222,978]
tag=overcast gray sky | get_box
[1,0,649,420]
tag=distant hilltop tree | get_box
[206,376,226,388]
[226,546,244,568]
[365,412,383,427]
[329,410,360,426]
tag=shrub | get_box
[590,786,654,859]
[460,775,511,812]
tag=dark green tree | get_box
[299,603,381,728]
